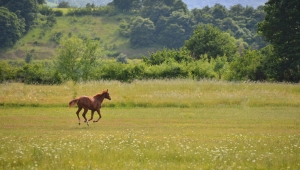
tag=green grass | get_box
[0,80,300,169]
[0,107,299,169]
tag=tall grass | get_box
[0,79,300,107]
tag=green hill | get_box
[1,14,159,60]
[1,1,267,60]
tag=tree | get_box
[141,2,172,24]
[157,11,192,48]
[229,4,244,19]
[37,0,45,4]
[210,3,228,19]
[243,6,255,18]
[184,24,237,60]
[0,7,25,48]
[112,0,140,11]
[258,0,300,81]
[55,37,100,81]
[4,0,38,32]
[143,47,191,65]
[221,17,239,32]
[129,16,155,47]
[163,0,175,6]
[173,0,188,14]
[191,8,213,24]
[159,24,185,48]
[57,1,70,8]
[227,50,265,81]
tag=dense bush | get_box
[0,61,18,83]
[0,48,279,84]
[38,5,54,16]
[0,61,62,84]
[226,50,265,81]
[16,63,63,85]
[96,61,145,83]
[188,57,216,80]
[143,48,192,65]
[53,10,63,17]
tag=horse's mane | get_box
[93,90,108,98]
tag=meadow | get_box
[0,80,300,169]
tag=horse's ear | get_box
[107,89,108,92]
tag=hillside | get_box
[47,0,267,9]
[1,0,268,60]
[0,14,159,60]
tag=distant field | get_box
[0,80,300,169]
[46,1,57,8]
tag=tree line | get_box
[0,0,266,50]
[0,0,46,48]
[115,0,267,49]
[0,0,299,82]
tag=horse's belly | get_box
[78,96,101,110]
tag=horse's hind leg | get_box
[82,108,89,126]
[89,111,95,122]
[94,110,102,123]
[76,107,83,125]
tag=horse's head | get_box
[104,89,111,100]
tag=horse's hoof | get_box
[79,123,80,125]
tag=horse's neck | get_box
[94,94,105,102]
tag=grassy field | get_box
[0,80,300,169]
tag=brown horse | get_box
[68,89,111,125]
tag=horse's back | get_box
[77,96,93,108]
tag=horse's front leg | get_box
[94,110,102,123]
[89,111,95,122]
[76,107,82,125]
[82,108,89,126]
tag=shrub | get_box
[0,62,18,83]
[16,63,62,85]
[143,48,192,66]
[225,49,264,81]
[38,5,53,16]
[49,31,63,44]
[53,10,63,17]
[187,56,216,80]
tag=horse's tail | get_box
[69,99,79,108]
